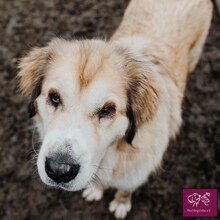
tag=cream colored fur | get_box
[18,0,213,219]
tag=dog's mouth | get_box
[47,179,72,191]
[45,173,94,191]
[45,176,83,191]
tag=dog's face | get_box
[18,38,160,191]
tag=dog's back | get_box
[112,0,213,91]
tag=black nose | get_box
[45,157,80,183]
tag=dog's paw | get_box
[109,199,131,219]
[82,185,103,202]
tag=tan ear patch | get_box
[18,47,52,98]
[113,46,161,125]
[117,48,161,126]
[127,69,160,125]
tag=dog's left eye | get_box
[49,92,61,107]
[98,103,116,119]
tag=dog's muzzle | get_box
[45,154,80,183]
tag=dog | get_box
[18,0,213,218]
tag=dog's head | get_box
[18,38,160,191]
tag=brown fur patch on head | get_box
[46,38,108,90]
[77,41,106,89]
[18,47,52,99]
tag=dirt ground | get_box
[0,0,220,220]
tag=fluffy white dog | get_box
[18,0,213,218]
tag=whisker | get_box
[31,128,40,156]
[93,173,103,186]
[28,127,42,167]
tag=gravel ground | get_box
[0,0,220,220]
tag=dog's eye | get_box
[98,103,116,119]
[49,92,61,107]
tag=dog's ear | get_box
[18,47,51,117]
[123,55,161,144]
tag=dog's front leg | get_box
[107,140,141,219]
[109,189,133,219]
[82,179,105,202]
